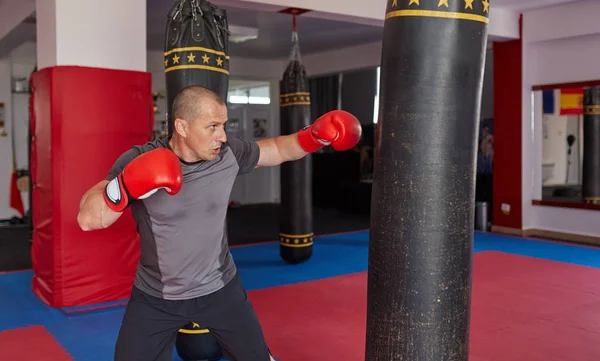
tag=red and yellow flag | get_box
[559,88,584,115]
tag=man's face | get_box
[185,101,228,161]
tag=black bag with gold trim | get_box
[165,4,228,359]
[583,86,600,204]
[279,18,313,264]
[164,0,230,137]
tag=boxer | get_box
[77,85,362,361]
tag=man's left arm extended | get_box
[255,110,363,167]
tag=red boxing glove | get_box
[297,110,362,153]
[103,148,183,212]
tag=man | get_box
[76,85,362,361]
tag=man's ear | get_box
[174,118,187,137]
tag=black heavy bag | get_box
[165,2,227,355]
[164,0,230,137]
[583,86,600,205]
[175,322,222,361]
[366,1,489,360]
[279,18,313,264]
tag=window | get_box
[228,84,271,104]
[248,85,270,104]
[373,66,380,124]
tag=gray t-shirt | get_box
[105,137,260,300]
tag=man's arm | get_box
[256,110,363,167]
[77,147,141,231]
[76,146,183,231]
[255,133,308,167]
[77,180,124,231]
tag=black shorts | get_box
[114,273,271,361]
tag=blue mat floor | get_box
[1,230,600,360]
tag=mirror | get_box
[532,83,600,207]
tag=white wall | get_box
[522,0,600,237]
[526,34,600,86]
[36,0,147,72]
[0,58,17,220]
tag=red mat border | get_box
[0,325,74,361]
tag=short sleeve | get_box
[105,147,143,181]
[227,137,260,175]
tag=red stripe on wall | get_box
[560,88,584,95]
[492,38,522,229]
[532,80,600,91]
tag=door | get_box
[227,105,246,203]
[227,104,274,205]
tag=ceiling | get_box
[146,0,383,59]
[142,0,588,59]
[0,0,588,61]
[488,0,581,11]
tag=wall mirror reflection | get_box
[532,83,600,207]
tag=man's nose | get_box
[217,128,227,143]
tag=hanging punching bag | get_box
[366,1,489,360]
[583,86,600,205]
[164,0,230,138]
[165,1,228,357]
[279,15,313,264]
[175,322,222,361]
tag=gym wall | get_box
[0,40,495,218]
[521,0,600,238]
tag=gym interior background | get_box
[0,2,500,271]
[0,1,600,270]
[0,1,599,360]
[0,1,598,270]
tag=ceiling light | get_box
[229,25,259,43]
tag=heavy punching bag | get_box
[583,86,600,205]
[164,0,230,137]
[279,15,313,263]
[366,1,489,360]
[165,0,228,357]
[175,322,222,361]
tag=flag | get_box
[9,169,24,217]
[559,88,584,115]
[542,89,555,114]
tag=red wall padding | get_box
[492,39,523,230]
[30,66,153,308]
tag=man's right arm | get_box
[77,145,183,231]
[77,147,142,231]
[77,180,123,231]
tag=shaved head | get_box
[172,85,226,123]
[169,85,229,162]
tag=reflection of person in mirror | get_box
[354,142,372,180]
[478,125,493,174]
